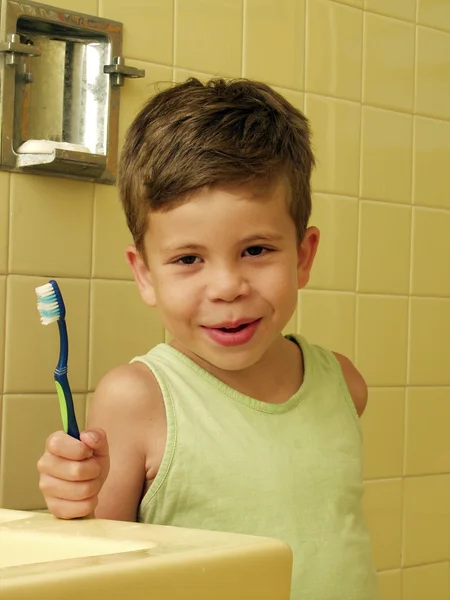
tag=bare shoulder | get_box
[87,361,164,454]
[90,362,161,417]
[332,352,368,417]
[87,362,165,521]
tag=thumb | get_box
[80,428,109,458]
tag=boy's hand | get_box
[37,428,110,519]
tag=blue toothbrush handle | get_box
[54,372,80,439]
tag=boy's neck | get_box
[169,335,304,405]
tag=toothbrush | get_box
[35,280,80,439]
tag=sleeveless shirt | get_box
[131,334,379,600]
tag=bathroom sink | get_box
[0,509,30,525]
[0,528,153,569]
[0,509,292,600]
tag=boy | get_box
[38,78,379,599]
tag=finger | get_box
[39,473,103,502]
[46,496,99,520]
[79,429,109,458]
[46,431,93,461]
[37,454,101,482]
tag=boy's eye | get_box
[177,255,199,265]
[244,245,268,257]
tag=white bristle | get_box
[35,282,61,326]
[39,315,59,325]
[35,283,55,297]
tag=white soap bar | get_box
[17,140,91,154]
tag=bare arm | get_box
[333,352,368,417]
[87,362,162,521]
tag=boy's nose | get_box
[207,267,251,302]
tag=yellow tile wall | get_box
[0,1,449,597]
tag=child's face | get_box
[127,179,319,371]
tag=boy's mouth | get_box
[202,319,261,347]
[201,318,261,347]
[217,323,250,333]
[207,319,259,332]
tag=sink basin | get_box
[0,509,292,600]
[0,509,29,525]
[0,528,153,568]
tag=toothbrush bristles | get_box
[35,283,61,325]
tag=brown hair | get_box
[118,78,315,255]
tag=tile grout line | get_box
[354,2,365,366]
[87,278,94,405]
[4,273,450,302]
[241,0,246,78]
[2,175,11,398]
[9,383,450,396]
[317,189,450,212]
[400,10,419,575]
[296,0,308,334]
[86,184,96,408]
[303,0,308,93]
[368,473,450,482]
[172,0,177,71]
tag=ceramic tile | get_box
[99,0,173,65]
[362,388,405,479]
[298,291,356,360]
[0,172,10,275]
[334,0,363,7]
[9,175,93,278]
[53,0,97,11]
[405,388,450,476]
[363,13,415,112]
[411,208,450,297]
[402,563,450,600]
[416,26,450,121]
[173,68,214,83]
[358,201,411,295]
[119,62,173,149]
[85,392,94,427]
[417,0,450,32]
[377,570,402,600]
[89,279,165,390]
[308,194,358,291]
[403,475,450,566]
[0,394,85,510]
[176,0,242,78]
[414,116,450,210]
[0,277,5,393]
[361,107,413,204]
[356,295,408,386]
[306,0,362,101]
[365,0,416,21]
[363,479,403,571]
[305,94,361,196]
[272,88,304,112]
[244,0,305,90]
[409,298,450,386]
[4,276,89,394]
[92,184,133,280]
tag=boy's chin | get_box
[190,344,266,373]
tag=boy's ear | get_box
[297,226,320,289]
[125,244,157,307]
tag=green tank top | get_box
[131,335,379,600]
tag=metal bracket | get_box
[104,56,145,87]
[0,33,41,65]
